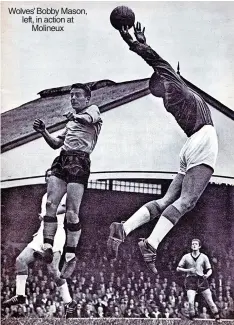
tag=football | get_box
[110,6,135,30]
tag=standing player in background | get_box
[33,83,102,278]
[2,170,77,318]
[107,23,218,274]
[177,239,220,321]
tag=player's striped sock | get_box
[66,222,81,261]
[43,216,58,246]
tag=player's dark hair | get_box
[192,238,201,246]
[71,83,91,98]
[45,169,51,181]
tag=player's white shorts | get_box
[27,227,66,253]
[179,125,218,174]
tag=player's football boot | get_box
[107,222,126,259]
[2,295,26,307]
[65,300,78,318]
[138,239,158,274]
[60,257,77,279]
[33,247,53,264]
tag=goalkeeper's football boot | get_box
[138,239,158,274]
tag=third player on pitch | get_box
[177,239,220,321]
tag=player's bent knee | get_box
[163,205,182,225]
[180,196,198,213]
[66,210,79,223]
[46,200,58,214]
[144,200,162,220]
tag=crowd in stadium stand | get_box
[1,231,234,319]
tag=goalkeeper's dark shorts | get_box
[51,149,90,186]
[185,275,209,293]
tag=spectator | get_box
[3,307,11,319]
[151,305,162,318]
[35,306,45,318]
[221,302,232,319]
[112,306,122,318]
[124,308,134,318]
[199,306,211,319]
[194,301,200,316]
[76,302,83,317]
[171,307,182,318]
[142,308,151,318]
[216,295,225,311]
[181,301,190,319]
[163,307,171,318]
[97,305,104,318]
[105,299,115,317]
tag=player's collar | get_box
[191,252,201,261]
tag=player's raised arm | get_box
[33,119,64,149]
[134,21,147,45]
[119,22,163,70]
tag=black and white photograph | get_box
[1,1,234,324]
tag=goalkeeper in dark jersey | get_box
[107,22,218,274]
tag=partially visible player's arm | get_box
[203,269,212,279]
[203,255,212,279]
[33,119,64,149]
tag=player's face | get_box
[70,88,89,112]
[191,240,200,251]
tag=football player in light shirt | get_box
[33,83,102,278]
[177,238,220,321]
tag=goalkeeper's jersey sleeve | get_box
[129,42,213,137]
